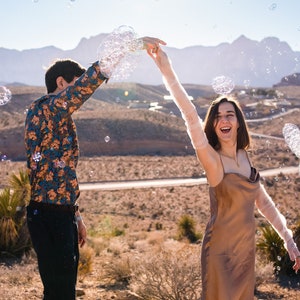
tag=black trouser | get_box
[27,204,79,300]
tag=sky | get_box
[1,0,300,52]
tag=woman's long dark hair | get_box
[203,97,251,150]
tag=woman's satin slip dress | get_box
[201,165,260,300]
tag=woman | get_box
[148,46,300,300]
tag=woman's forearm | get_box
[161,62,208,150]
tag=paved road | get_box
[78,108,298,191]
[79,166,299,191]
[249,132,284,140]
[246,108,299,123]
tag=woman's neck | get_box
[219,142,238,158]
[219,144,240,167]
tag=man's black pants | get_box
[27,204,79,300]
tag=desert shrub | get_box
[130,245,201,300]
[177,214,202,243]
[295,228,300,247]
[78,245,94,280]
[257,224,299,276]
[88,215,125,238]
[255,255,274,288]
[112,228,125,237]
[0,170,31,257]
[87,237,110,256]
[102,255,132,285]
[155,222,163,230]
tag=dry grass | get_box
[0,153,299,299]
[0,85,300,299]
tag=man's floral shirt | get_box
[25,62,106,205]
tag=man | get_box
[25,36,165,299]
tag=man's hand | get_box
[77,219,87,248]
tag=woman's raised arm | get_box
[148,47,222,185]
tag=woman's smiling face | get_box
[214,101,239,144]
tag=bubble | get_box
[0,153,8,161]
[282,123,300,158]
[56,160,66,168]
[32,152,42,162]
[243,79,251,89]
[0,86,12,106]
[104,136,110,143]
[211,76,235,95]
[269,3,277,10]
[97,25,143,81]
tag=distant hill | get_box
[0,84,194,160]
[274,73,300,87]
[1,34,300,87]
[0,83,299,161]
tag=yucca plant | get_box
[293,221,300,248]
[9,169,31,224]
[257,224,296,276]
[0,188,20,253]
[9,169,30,205]
[177,214,202,243]
[0,170,31,257]
[0,188,21,217]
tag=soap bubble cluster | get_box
[97,25,143,81]
[0,153,8,161]
[211,75,235,95]
[282,123,300,158]
[0,86,12,106]
[32,152,42,162]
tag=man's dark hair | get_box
[45,59,86,93]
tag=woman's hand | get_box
[146,44,172,74]
[293,256,300,274]
[141,36,166,53]
[286,238,300,273]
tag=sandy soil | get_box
[0,151,299,299]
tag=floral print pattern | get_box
[25,62,107,205]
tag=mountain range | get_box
[1,34,300,88]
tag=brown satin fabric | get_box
[201,170,260,300]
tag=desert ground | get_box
[0,85,300,299]
[0,144,300,299]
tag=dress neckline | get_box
[224,167,259,182]
[210,167,260,189]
